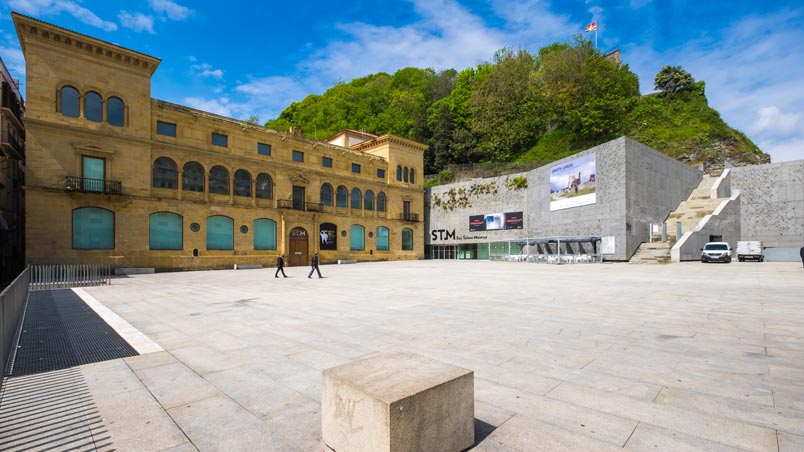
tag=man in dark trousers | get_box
[308,251,323,278]
[800,245,804,267]
[275,254,287,278]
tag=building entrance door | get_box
[289,227,308,266]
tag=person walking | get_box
[800,245,804,267]
[308,251,323,278]
[275,254,287,278]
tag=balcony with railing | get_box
[0,127,23,160]
[400,212,420,222]
[277,199,323,212]
[64,176,122,195]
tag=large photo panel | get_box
[549,152,597,211]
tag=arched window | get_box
[73,207,114,249]
[182,161,204,192]
[402,228,414,251]
[61,86,79,118]
[364,190,374,211]
[396,165,402,181]
[376,226,389,251]
[149,212,182,250]
[410,169,415,184]
[404,167,409,183]
[254,218,277,250]
[85,91,102,122]
[107,96,124,126]
[320,183,333,206]
[377,192,387,213]
[336,185,348,207]
[206,215,233,250]
[209,166,229,195]
[350,224,365,251]
[233,169,251,197]
[256,173,273,199]
[350,188,362,209]
[153,157,178,189]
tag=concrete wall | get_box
[425,173,529,246]
[624,139,702,259]
[673,192,741,261]
[426,137,702,261]
[731,160,804,255]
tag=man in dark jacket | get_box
[308,251,322,278]
[800,246,804,267]
[275,255,287,278]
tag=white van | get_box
[701,242,732,263]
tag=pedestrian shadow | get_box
[0,367,115,451]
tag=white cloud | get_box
[8,0,117,31]
[191,63,223,79]
[118,11,155,34]
[627,9,804,163]
[183,97,231,117]
[753,107,801,135]
[149,0,192,21]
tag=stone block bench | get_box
[233,264,262,270]
[322,352,474,452]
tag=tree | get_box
[468,48,541,161]
[654,65,695,94]
[244,115,260,125]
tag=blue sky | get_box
[0,0,802,163]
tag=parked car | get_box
[736,241,764,262]
[701,242,732,263]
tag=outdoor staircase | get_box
[629,242,673,264]
[630,176,724,264]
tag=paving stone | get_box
[655,386,804,435]
[132,362,221,409]
[475,378,637,447]
[479,414,627,452]
[625,422,762,452]
[167,395,281,452]
[778,431,804,452]
[547,381,778,452]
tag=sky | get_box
[0,0,802,163]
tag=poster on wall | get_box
[469,215,485,231]
[504,211,523,229]
[549,152,597,211]
[319,223,337,250]
[468,212,524,231]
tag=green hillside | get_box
[264,37,769,175]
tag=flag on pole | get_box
[585,21,597,32]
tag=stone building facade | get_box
[0,55,25,285]
[13,13,425,270]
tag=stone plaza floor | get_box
[1,260,804,451]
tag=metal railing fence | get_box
[2,267,30,377]
[29,264,112,291]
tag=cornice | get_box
[352,134,428,153]
[12,12,161,76]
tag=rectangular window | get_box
[257,143,271,156]
[352,163,361,173]
[377,168,386,179]
[322,157,333,168]
[82,156,105,192]
[156,120,176,137]
[212,132,228,147]
[292,150,304,162]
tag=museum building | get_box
[13,13,426,270]
[425,138,804,263]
